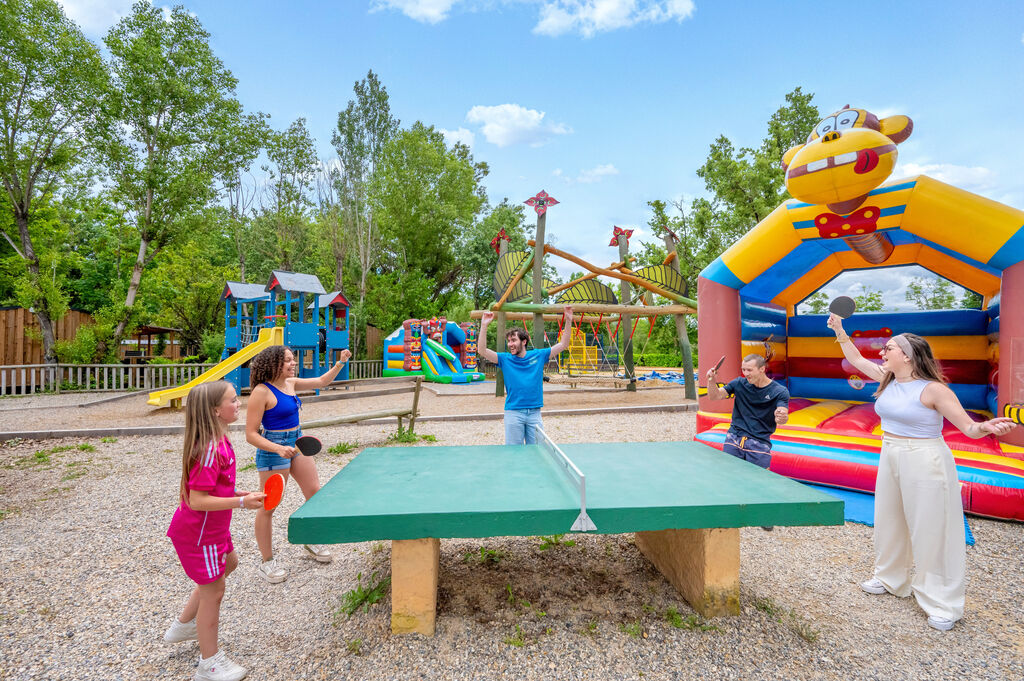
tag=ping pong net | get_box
[534,426,598,532]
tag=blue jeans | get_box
[504,408,543,445]
[255,427,301,471]
[722,430,772,469]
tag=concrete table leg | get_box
[391,537,440,635]
[635,528,740,617]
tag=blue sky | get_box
[61,0,1024,307]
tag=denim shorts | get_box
[255,427,301,471]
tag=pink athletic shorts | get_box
[171,537,235,585]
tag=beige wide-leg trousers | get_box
[872,435,966,621]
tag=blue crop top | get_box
[261,382,301,430]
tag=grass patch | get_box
[503,623,526,647]
[754,596,819,643]
[618,620,644,638]
[0,509,16,521]
[665,607,719,631]
[328,441,358,455]
[463,546,505,566]
[538,533,577,551]
[77,443,96,452]
[49,445,74,453]
[100,437,118,443]
[336,571,390,620]
[61,469,87,482]
[580,619,599,636]
[238,462,256,472]
[385,426,434,445]
[346,638,362,655]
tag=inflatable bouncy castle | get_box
[695,105,1024,521]
[383,317,485,384]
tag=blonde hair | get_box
[873,333,948,398]
[179,381,232,507]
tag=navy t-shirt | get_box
[724,378,790,443]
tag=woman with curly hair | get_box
[245,344,351,583]
[827,313,1015,631]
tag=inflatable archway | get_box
[695,105,1024,521]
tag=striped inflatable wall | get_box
[740,299,787,381]
[787,309,992,410]
[987,297,999,415]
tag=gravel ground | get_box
[1,404,1022,681]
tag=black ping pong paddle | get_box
[829,296,856,319]
[295,435,322,456]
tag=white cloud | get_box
[534,0,696,38]
[58,0,135,35]
[576,163,619,183]
[439,126,475,149]
[895,161,996,193]
[465,104,571,147]
[371,0,460,23]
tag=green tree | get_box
[905,276,958,310]
[853,284,885,312]
[0,0,109,362]
[458,199,530,310]
[369,122,488,310]
[332,70,400,353]
[803,291,829,314]
[98,2,259,356]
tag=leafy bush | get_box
[53,324,113,364]
[634,353,683,368]
[147,356,175,365]
[200,329,225,362]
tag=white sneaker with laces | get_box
[164,617,198,643]
[860,578,888,595]
[194,650,248,681]
[258,558,287,584]
[303,544,333,563]
[927,615,955,631]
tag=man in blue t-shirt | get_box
[706,353,789,469]
[479,307,574,444]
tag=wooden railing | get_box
[347,359,383,380]
[0,363,216,395]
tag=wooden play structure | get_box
[478,191,698,398]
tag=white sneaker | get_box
[164,617,198,643]
[860,578,887,595]
[194,650,248,681]
[927,615,955,631]
[303,544,333,563]
[258,558,287,584]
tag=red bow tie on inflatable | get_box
[814,206,881,239]
[609,225,634,247]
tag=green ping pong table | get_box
[288,434,844,635]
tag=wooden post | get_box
[617,233,636,391]
[531,212,546,352]
[409,376,422,433]
[635,528,740,618]
[391,537,440,635]
[664,232,696,400]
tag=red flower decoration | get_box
[608,225,634,247]
[525,190,559,216]
[814,206,881,239]
[490,228,510,254]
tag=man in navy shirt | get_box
[479,307,573,444]
[706,353,789,469]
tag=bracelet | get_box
[239,496,245,508]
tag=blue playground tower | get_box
[219,271,350,392]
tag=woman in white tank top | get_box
[827,313,1016,631]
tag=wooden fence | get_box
[0,307,95,366]
[0,363,215,395]
[347,360,383,380]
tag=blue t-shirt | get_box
[496,348,551,411]
[723,377,790,443]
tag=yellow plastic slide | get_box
[146,326,284,407]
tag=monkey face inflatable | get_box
[782,107,913,215]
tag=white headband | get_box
[891,334,914,360]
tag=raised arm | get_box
[923,383,1017,439]
[705,365,730,401]
[827,313,885,381]
[292,348,352,391]
[477,311,499,364]
[548,306,574,355]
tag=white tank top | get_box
[874,379,943,438]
